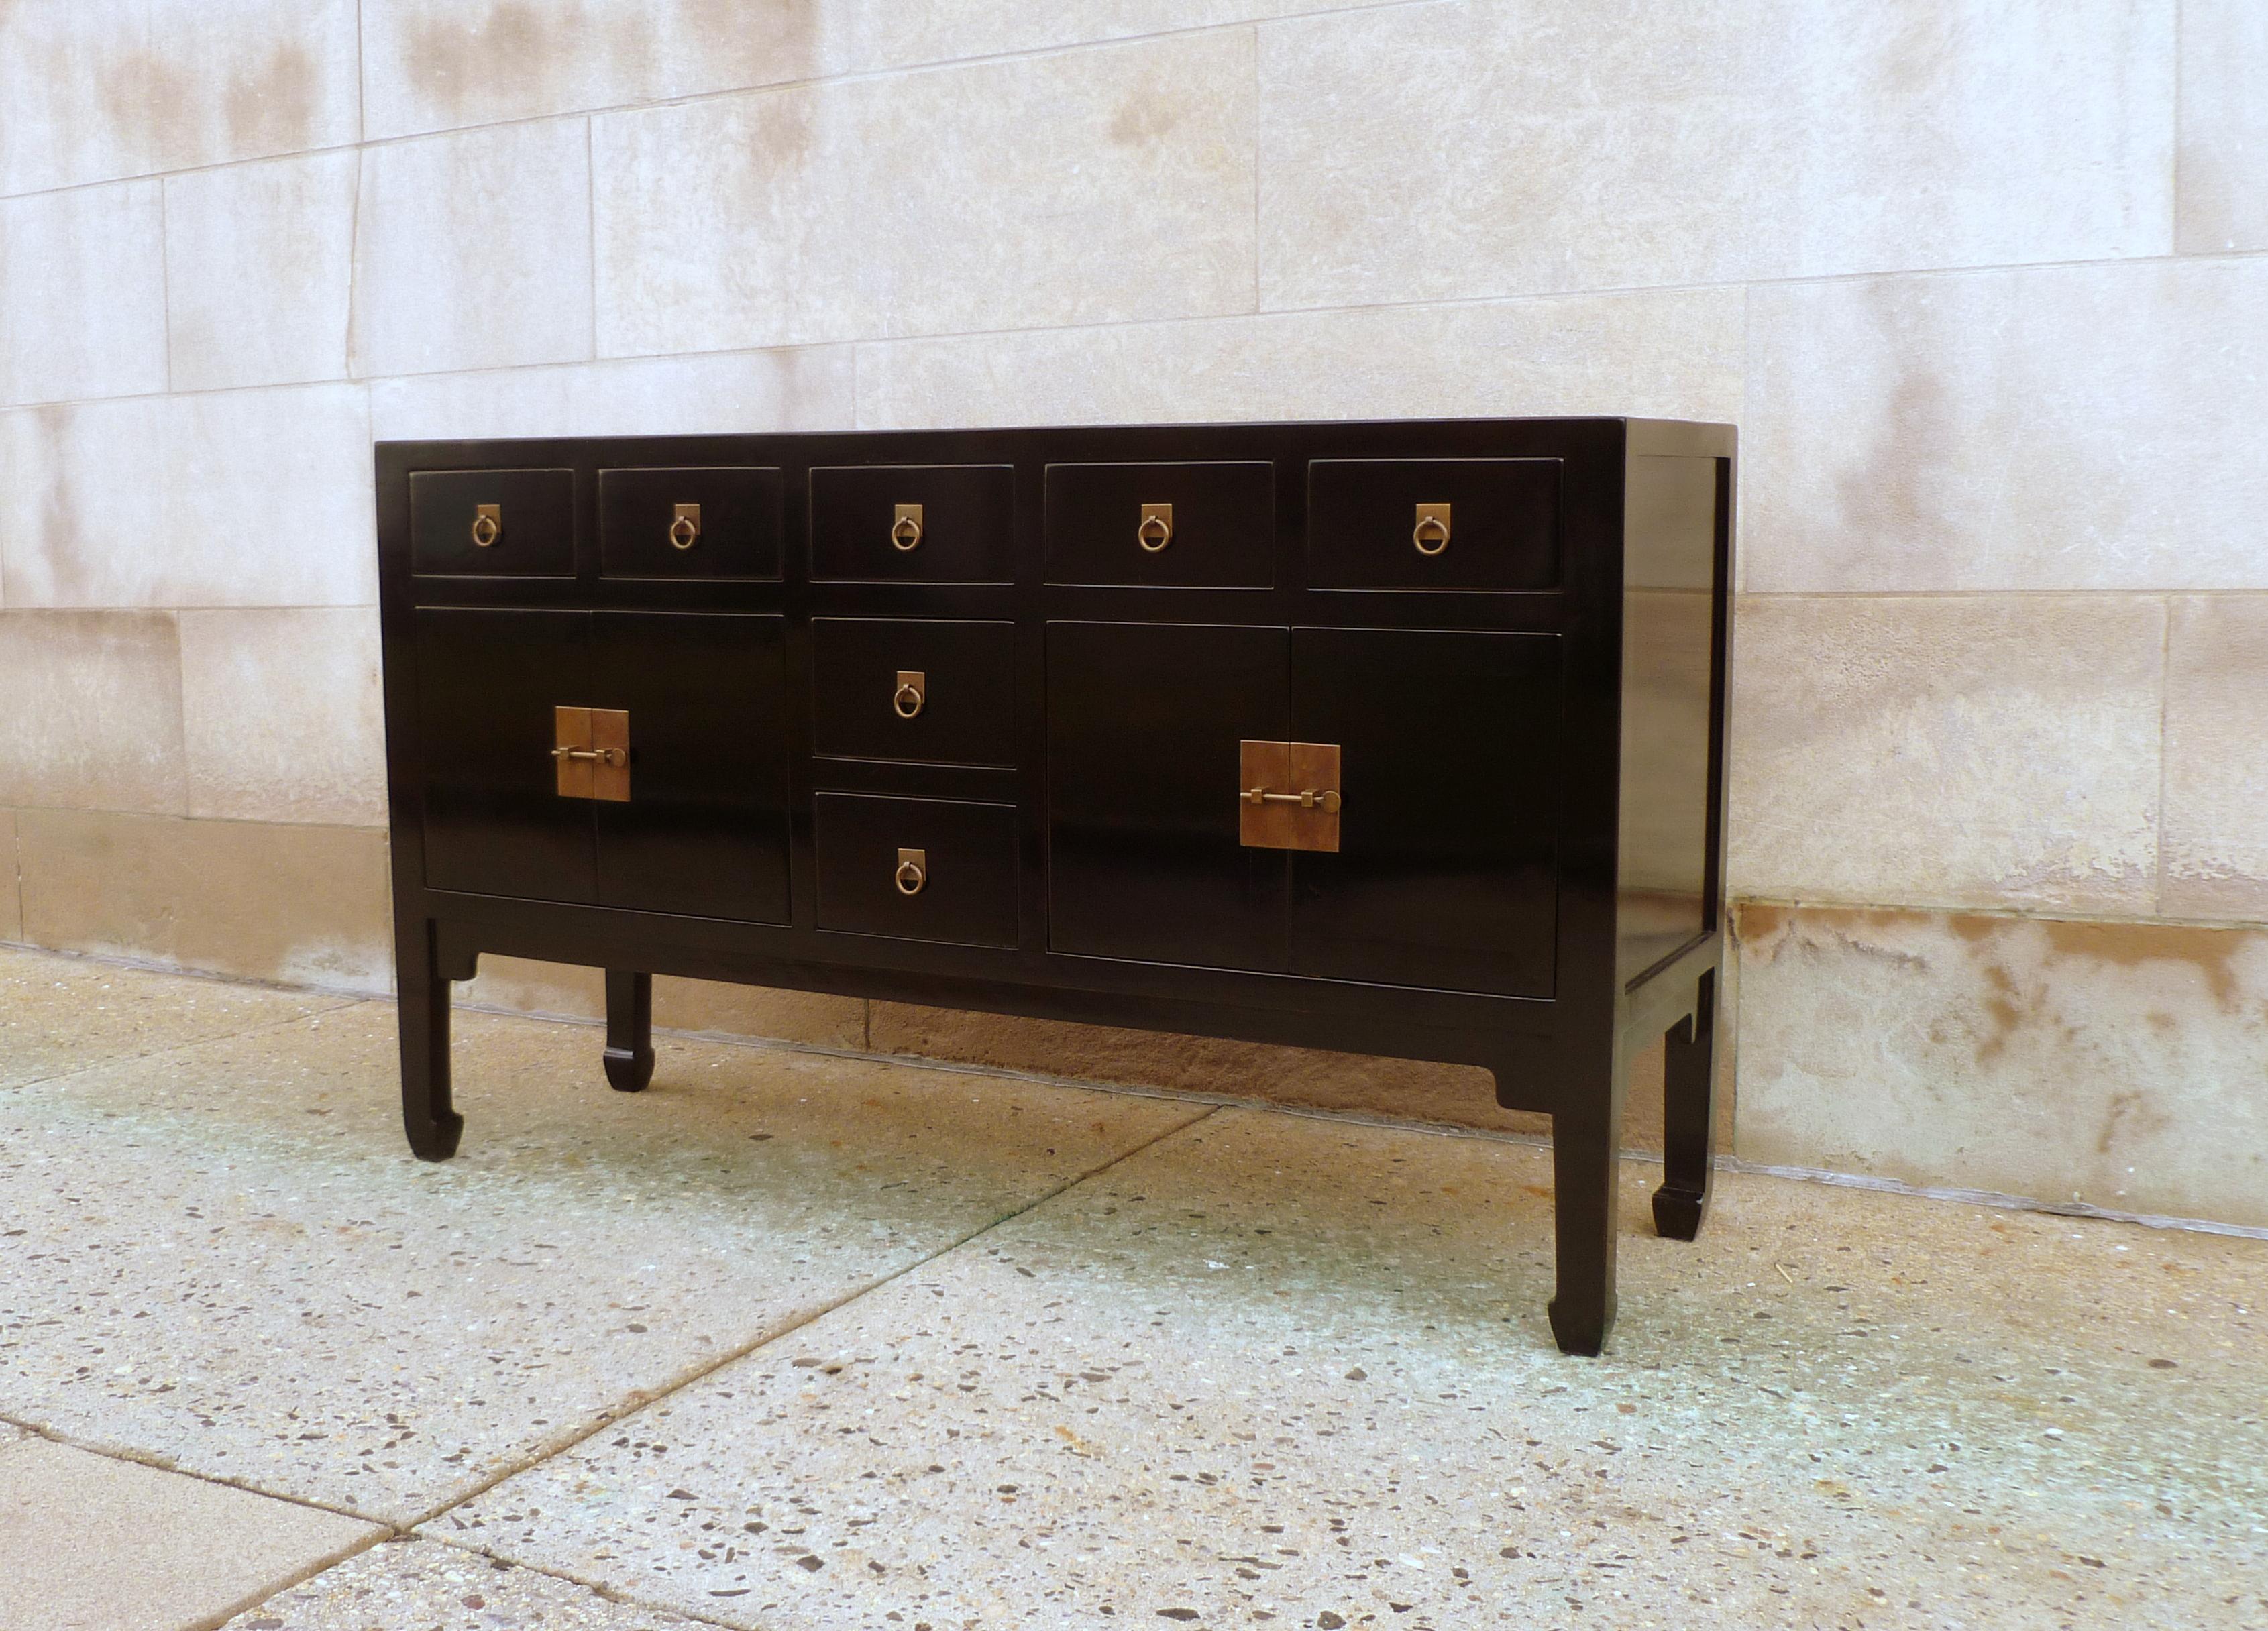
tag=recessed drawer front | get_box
[1044,461,1273,587]
[814,793,1020,949]
[1307,458,1560,590]
[598,466,781,579]
[810,464,1014,583]
[812,618,1016,767]
[410,468,574,576]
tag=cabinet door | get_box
[415,608,596,902]
[1046,622,1289,970]
[591,612,792,923]
[1291,628,1560,997]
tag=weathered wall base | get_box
[1735,902,2268,1229]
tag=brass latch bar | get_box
[1238,740,1342,852]
[553,706,631,801]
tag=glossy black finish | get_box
[812,617,1016,767]
[415,608,594,902]
[604,970,655,1092]
[377,417,1735,1357]
[1307,458,1560,591]
[598,466,781,580]
[411,467,574,576]
[1046,621,1289,970]
[1289,628,1560,997]
[1044,461,1275,587]
[590,612,792,923]
[811,464,1014,583]
[814,793,1020,949]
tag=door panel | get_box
[1291,628,1560,997]
[590,612,792,923]
[415,608,595,902]
[1046,622,1289,970]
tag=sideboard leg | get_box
[397,918,462,1161]
[1546,1039,1627,1357]
[1652,968,1719,1242]
[603,970,655,1094]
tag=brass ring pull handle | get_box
[1412,502,1451,556]
[1138,502,1173,552]
[891,504,924,551]
[552,746,627,766]
[892,669,926,720]
[471,505,501,548]
[669,504,701,550]
[1243,787,1342,813]
[894,849,928,897]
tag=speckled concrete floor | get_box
[0,944,2261,1631]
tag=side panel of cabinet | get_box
[1291,628,1560,997]
[590,612,792,923]
[414,608,596,903]
[1046,622,1290,972]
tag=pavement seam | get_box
[0,1424,397,1631]
[0,1414,402,1534]
[0,994,368,1097]
[392,1104,1228,1589]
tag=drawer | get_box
[1044,461,1273,587]
[814,793,1020,949]
[599,466,781,579]
[810,464,1014,583]
[812,618,1016,767]
[1306,458,1559,590]
[409,468,574,576]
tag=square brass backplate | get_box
[1238,740,1342,853]
[554,706,631,802]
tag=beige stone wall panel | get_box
[362,0,1352,139]
[0,809,19,942]
[17,810,390,991]
[856,287,1745,429]
[0,182,167,407]
[593,31,1258,355]
[369,347,856,441]
[2177,0,2268,252]
[0,386,376,609]
[0,0,360,195]
[2161,595,2268,922]
[1734,903,2268,1227]
[1744,259,2268,592]
[1258,0,2173,309]
[164,151,358,391]
[0,611,185,816]
[349,120,596,378]
[1725,595,2164,913]
[178,608,387,827]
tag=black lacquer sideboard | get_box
[376,418,1733,1355]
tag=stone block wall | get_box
[0,1,2259,1224]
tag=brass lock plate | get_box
[1238,740,1342,852]
[554,706,631,802]
[670,502,701,549]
